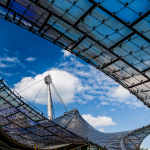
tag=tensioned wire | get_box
[15,76,69,112]
[18,78,44,94]
[32,82,45,103]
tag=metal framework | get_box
[54,109,150,150]
[0,0,150,107]
[0,76,150,150]
[0,1,150,149]
[0,76,103,149]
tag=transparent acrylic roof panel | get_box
[0,77,91,149]
[0,75,149,150]
[0,0,150,107]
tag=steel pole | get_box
[45,74,53,120]
[47,84,53,120]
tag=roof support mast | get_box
[44,74,53,120]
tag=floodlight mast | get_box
[44,74,53,120]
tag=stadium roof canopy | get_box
[0,77,96,149]
[55,109,150,150]
[0,0,150,107]
[0,76,150,150]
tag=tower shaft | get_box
[44,74,53,120]
[47,84,53,120]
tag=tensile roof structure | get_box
[0,77,150,150]
[0,0,150,107]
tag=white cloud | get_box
[75,61,85,68]
[99,95,108,101]
[0,54,25,68]
[140,145,150,150]
[0,62,7,68]
[75,71,92,77]
[109,85,144,108]
[77,99,88,105]
[99,128,105,132]
[125,101,143,108]
[89,90,102,95]
[4,73,13,77]
[110,109,116,111]
[55,56,145,108]
[0,56,24,68]
[14,53,145,108]
[14,69,83,105]
[0,57,19,62]
[82,94,94,101]
[27,70,36,75]
[111,85,130,99]
[82,114,116,128]
[0,48,9,52]
[0,48,25,68]
[25,57,36,62]
[101,102,109,105]
[61,50,71,57]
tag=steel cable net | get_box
[0,0,150,149]
[54,109,150,150]
[0,78,90,149]
[0,77,150,150]
[0,0,150,107]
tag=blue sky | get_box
[0,18,150,148]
